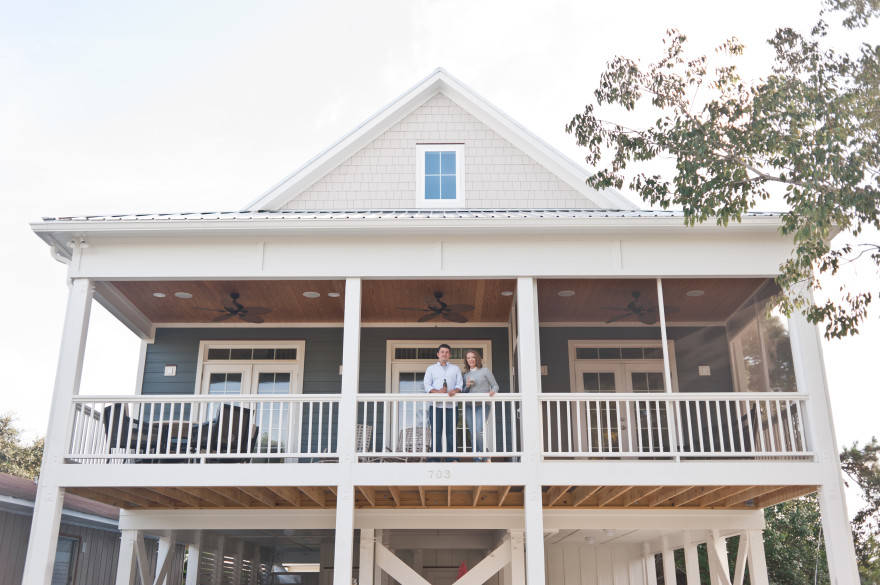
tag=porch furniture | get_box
[319,424,374,462]
[102,403,149,454]
[192,404,259,462]
[384,426,432,462]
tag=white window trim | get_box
[567,340,678,394]
[416,143,464,208]
[384,340,491,394]
[194,340,306,396]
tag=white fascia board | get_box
[242,68,637,212]
[29,215,788,241]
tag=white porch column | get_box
[787,293,860,585]
[185,532,202,585]
[516,277,546,584]
[334,277,362,585]
[707,530,731,585]
[115,529,139,585]
[684,532,701,585]
[359,528,376,585]
[22,277,93,585]
[745,530,769,585]
[642,543,658,585]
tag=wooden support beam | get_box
[715,486,781,508]
[239,487,278,507]
[447,486,452,507]
[388,486,401,507]
[674,487,724,508]
[298,486,326,507]
[497,485,512,507]
[358,486,376,507]
[188,487,236,508]
[327,486,337,496]
[266,486,301,507]
[473,486,483,507]
[697,486,757,508]
[116,487,177,508]
[546,486,570,507]
[623,486,663,507]
[418,486,426,507]
[645,486,693,507]
[597,486,633,507]
[85,488,144,509]
[209,487,251,507]
[570,486,601,507]
[753,486,816,508]
[151,487,213,508]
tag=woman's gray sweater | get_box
[463,367,499,394]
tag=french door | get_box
[572,363,669,453]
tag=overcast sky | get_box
[2,1,876,508]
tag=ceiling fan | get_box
[194,292,272,323]
[601,291,679,325]
[397,292,474,323]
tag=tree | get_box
[0,412,44,480]
[566,0,880,339]
[842,437,880,583]
[764,494,830,585]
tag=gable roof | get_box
[0,472,119,523]
[243,68,638,212]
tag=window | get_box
[416,144,463,207]
[51,536,79,585]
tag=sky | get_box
[1,0,877,508]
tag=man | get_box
[423,343,463,462]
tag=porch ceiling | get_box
[66,483,815,512]
[537,278,767,324]
[105,277,764,325]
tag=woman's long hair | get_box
[463,350,483,372]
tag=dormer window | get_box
[416,144,463,207]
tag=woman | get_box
[462,350,499,461]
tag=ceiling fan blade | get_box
[443,312,468,323]
[239,313,265,324]
[212,313,234,322]
[396,307,432,312]
[193,307,226,313]
[425,294,441,308]
[605,313,632,324]
[244,307,272,316]
[638,313,658,325]
[418,312,440,322]
[445,304,474,313]
[600,306,629,312]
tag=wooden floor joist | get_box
[66,483,817,511]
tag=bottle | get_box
[442,380,448,393]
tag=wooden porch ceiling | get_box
[107,277,766,325]
[66,484,815,512]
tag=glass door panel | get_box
[573,366,622,452]
[629,369,669,452]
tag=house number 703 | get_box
[429,469,451,479]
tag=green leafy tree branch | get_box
[566,0,880,338]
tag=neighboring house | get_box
[0,472,184,585]
[23,68,859,585]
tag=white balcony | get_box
[67,392,811,466]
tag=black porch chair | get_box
[192,404,259,462]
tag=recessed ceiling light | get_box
[500,291,514,297]
[327,292,341,298]
[686,290,705,297]
[303,291,320,298]
[558,290,575,297]
[152,292,166,298]
[602,528,616,536]
[584,536,596,544]
[174,292,193,299]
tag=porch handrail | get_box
[356,393,523,460]
[540,392,813,460]
[67,394,342,463]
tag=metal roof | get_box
[41,208,784,223]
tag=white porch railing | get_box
[68,395,341,463]
[540,393,813,460]
[356,394,523,461]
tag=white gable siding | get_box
[282,93,599,210]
